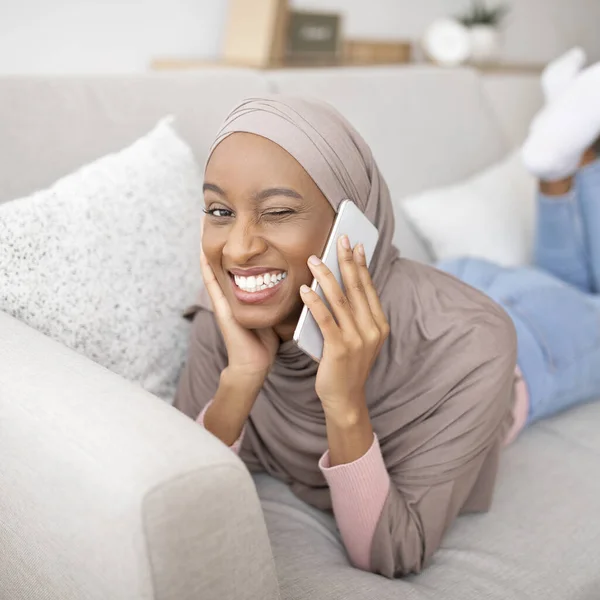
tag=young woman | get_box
[174,54,600,579]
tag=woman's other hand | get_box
[201,251,279,383]
[200,251,279,446]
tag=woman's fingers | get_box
[354,244,390,349]
[337,235,375,331]
[200,252,233,322]
[307,251,357,333]
[299,284,343,346]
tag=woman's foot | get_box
[522,61,600,181]
[528,47,586,133]
[540,46,586,103]
[525,48,587,193]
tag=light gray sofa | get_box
[1,67,599,600]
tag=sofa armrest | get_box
[0,311,280,600]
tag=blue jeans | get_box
[438,159,600,425]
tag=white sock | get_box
[527,47,587,133]
[522,61,600,180]
[541,47,587,103]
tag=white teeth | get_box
[233,271,287,293]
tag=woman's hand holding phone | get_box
[300,235,389,465]
[199,252,279,445]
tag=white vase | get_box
[468,25,500,63]
[422,18,471,67]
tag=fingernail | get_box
[358,244,365,256]
[300,284,311,293]
[340,234,350,249]
[308,255,321,266]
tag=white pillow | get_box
[0,117,203,403]
[402,150,537,266]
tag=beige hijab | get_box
[175,96,516,576]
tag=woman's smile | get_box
[228,267,288,304]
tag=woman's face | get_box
[202,133,335,339]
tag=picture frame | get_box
[286,11,342,64]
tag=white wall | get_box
[0,0,228,74]
[0,0,598,75]
[297,0,600,64]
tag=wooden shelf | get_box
[470,62,544,74]
[150,57,412,71]
[150,57,544,74]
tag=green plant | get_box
[458,1,509,27]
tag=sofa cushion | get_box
[0,118,203,402]
[402,149,537,266]
[268,66,510,263]
[0,70,269,204]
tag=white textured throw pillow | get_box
[402,150,537,266]
[0,118,203,402]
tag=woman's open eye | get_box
[203,207,233,218]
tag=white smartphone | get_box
[293,199,380,362]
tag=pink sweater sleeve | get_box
[503,365,530,446]
[319,434,391,571]
[196,400,245,454]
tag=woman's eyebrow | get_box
[254,188,303,202]
[203,183,226,196]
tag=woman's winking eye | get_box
[262,208,295,219]
[203,205,296,221]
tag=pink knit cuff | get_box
[503,365,530,446]
[319,434,391,571]
[196,400,245,454]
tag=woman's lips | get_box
[229,273,286,304]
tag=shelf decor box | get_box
[222,0,289,68]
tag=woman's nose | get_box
[222,220,267,265]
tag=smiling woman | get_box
[166,51,600,587]
[172,96,522,580]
